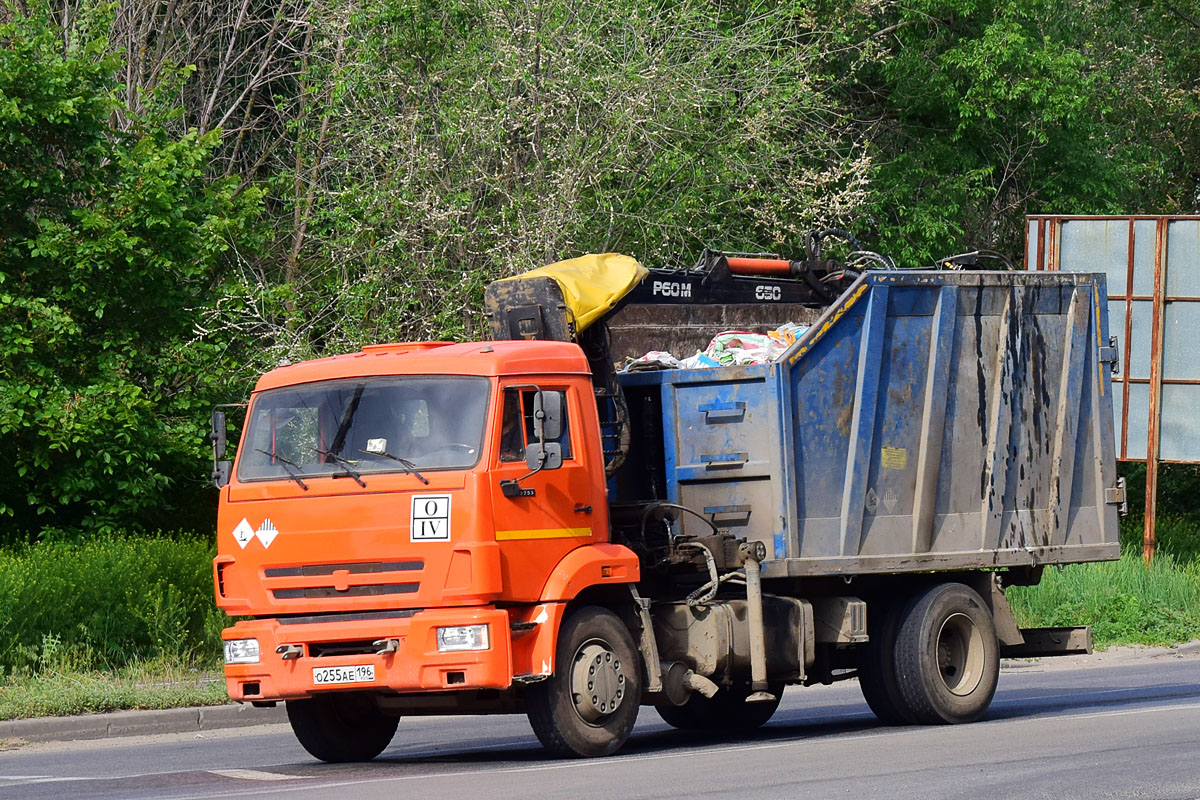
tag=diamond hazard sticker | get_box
[411,495,451,541]
[232,518,255,549]
[231,518,280,549]
[255,519,279,548]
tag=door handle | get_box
[700,452,749,469]
[574,504,593,514]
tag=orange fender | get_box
[509,602,566,679]
[538,543,640,603]
[511,544,640,679]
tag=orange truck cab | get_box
[215,340,640,759]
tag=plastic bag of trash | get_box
[679,352,722,369]
[622,350,683,371]
[703,330,784,365]
[770,322,807,348]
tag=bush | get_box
[0,535,222,677]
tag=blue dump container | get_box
[615,270,1123,577]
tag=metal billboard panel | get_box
[1160,384,1200,462]
[1166,222,1200,297]
[1133,220,1157,296]
[1127,300,1153,381]
[1028,216,1200,466]
[1028,215,1200,562]
[1125,382,1149,461]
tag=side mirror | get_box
[525,441,563,472]
[532,391,563,442]
[210,410,227,459]
[210,409,231,488]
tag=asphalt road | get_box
[3,654,1199,800]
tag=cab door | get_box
[490,382,605,602]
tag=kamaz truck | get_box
[210,244,1123,760]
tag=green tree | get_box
[829,0,1116,263]
[203,0,876,366]
[1082,0,1200,214]
[0,10,260,540]
[822,0,1200,264]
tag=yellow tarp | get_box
[498,253,649,333]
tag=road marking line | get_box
[210,768,303,782]
[0,776,90,784]
[1015,700,1200,725]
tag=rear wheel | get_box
[656,682,784,733]
[527,606,642,757]
[857,599,912,725]
[893,583,999,724]
[286,691,399,762]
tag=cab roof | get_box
[253,340,591,392]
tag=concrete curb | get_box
[1,703,288,744]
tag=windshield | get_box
[237,376,489,482]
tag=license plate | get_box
[312,664,375,685]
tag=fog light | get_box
[224,638,261,664]
[436,624,489,652]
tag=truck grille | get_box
[264,560,422,577]
[272,583,418,599]
[276,609,419,625]
[264,560,423,601]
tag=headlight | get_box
[436,624,489,652]
[224,638,261,664]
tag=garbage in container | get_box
[622,323,808,371]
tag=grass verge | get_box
[1009,551,1200,646]
[0,534,229,720]
[0,534,223,676]
[0,660,228,721]
[1010,515,1200,647]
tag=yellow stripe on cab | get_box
[495,528,592,541]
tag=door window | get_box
[499,388,572,462]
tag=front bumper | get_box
[222,606,512,702]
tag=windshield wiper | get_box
[313,448,368,487]
[359,449,430,485]
[254,448,309,491]
[327,385,365,456]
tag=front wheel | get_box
[527,606,642,757]
[286,692,399,762]
[893,583,999,724]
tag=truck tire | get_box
[527,606,642,757]
[893,582,999,724]
[856,600,913,725]
[286,692,399,762]
[656,682,783,733]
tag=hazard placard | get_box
[411,494,451,541]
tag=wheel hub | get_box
[570,641,626,724]
[937,612,986,696]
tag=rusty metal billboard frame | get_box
[1027,215,1200,562]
